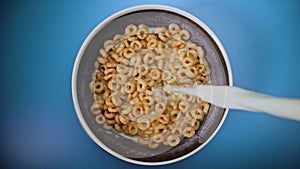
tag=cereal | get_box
[89,23,210,148]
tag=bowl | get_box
[72,4,232,165]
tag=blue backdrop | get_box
[1,0,300,168]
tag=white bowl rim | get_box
[72,4,233,166]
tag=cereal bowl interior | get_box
[72,5,232,165]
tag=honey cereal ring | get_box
[143,96,154,106]
[193,120,200,130]
[124,82,136,94]
[133,105,144,118]
[128,123,139,136]
[158,114,169,124]
[137,79,147,92]
[167,134,180,147]
[119,115,129,125]
[130,40,142,51]
[94,81,105,93]
[125,24,138,36]
[168,23,180,35]
[187,50,197,58]
[95,114,106,125]
[179,29,191,40]
[158,32,169,42]
[182,57,195,67]
[170,109,181,122]
[178,100,189,113]
[123,48,135,59]
[182,126,195,138]
[154,124,167,134]
[147,38,158,49]
[191,109,204,120]
[136,27,148,39]
[148,69,161,80]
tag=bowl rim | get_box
[72,4,233,166]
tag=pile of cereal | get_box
[89,23,210,148]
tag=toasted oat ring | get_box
[167,134,180,147]
[107,79,120,91]
[178,100,189,113]
[168,23,180,35]
[119,115,129,125]
[143,96,154,106]
[143,53,155,65]
[111,95,122,107]
[158,114,169,124]
[137,79,147,92]
[152,134,164,143]
[171,125,182,136]
[182,57,195,67]
[138,118,150,130]
[133,105,144,118]
[191,109,204,120]
[125,24,137,36]
[182,126,195,138]
[149,69,161,80]
[107,105,118,113]
[95,114,106,125]
[148,141,160,149]
[179,29,191,40]
[155,102,166,114]
[138,64,149,76]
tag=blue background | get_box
[1,0,300,168]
